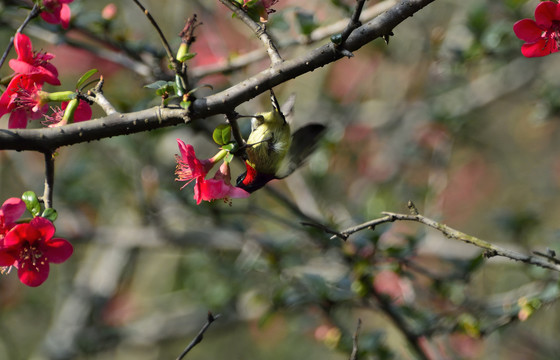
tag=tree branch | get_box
[176,312,220,360]
[42,151,55,209]
[328,207,560,272]
[0,0,437,151]
[218,0,283,65]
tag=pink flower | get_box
[0,75,49,129]
[40,0,74,29]
[175,139,250,204]
[9,33,60,85]
[195,162,250,204]
[43,99,92,127]
[513,1,560,57]
[0,198,26,241]
[0,217,73,287]
[175,139,215,187]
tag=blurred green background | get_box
[2,0,560,359]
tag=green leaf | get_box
[177,52,197,62]
[295,11,319,36]
[144,80,171,89]
[222,142,237,152]
[22,191,41,217]
[41,208,58,222]
[212,124,231,146]
[76,69,98,89]
[180,100,191,109]
[225,153,234,163]
[175,75,185,96]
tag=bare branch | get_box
[0,4,40,71]
[0,0,437,151]
[349,318,362,360]
[331,209,560,272]
[83,76,118,116]
[191,0,396,79]
[42,151,55,209]
[219,0,283,65]
[176,312,220,360]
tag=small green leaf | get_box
[213,124,231,146]
[22,191,41,217]
[41,208,58,222]
[144,80,171,89]
[222,142,236,152]
[76,69,98,89]
[180,100,191,109]
[225,153,234,163]
[175,75,185,96]
[177,52,197,62]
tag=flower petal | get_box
[3,223,39,247]
[17,260,49,287]
[521,38,556,57]
[13,33,33,63]
[0,250,17,266]
[59,4,72,29]
[8,110,29,129]
[535,1,560,29]
[513,19,544,42]
[43,238,73,264]
[30,216,56,242]
[1,198,26,224]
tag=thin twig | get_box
[219,0,283,65]
[176,312,220,360]
[338,0,367,46]
[349,318,362,360]
[191,1,396,79]
[84,76,118,115]
[131,0,180,71]
[0,4,40,71]
[329,207,560,272]
[42,151,55,209]
[225,111,246,150]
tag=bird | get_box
[236,89,326,193]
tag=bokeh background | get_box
[2,0,560,359]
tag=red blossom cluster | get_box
[0,198,72,287]
[0,33,92,128]
[514,0,560,57]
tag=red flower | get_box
[40,0,74,29]
[9,33,60,85]
[514,1,560,57]
[0,198,26,240]
[0,217,73,287]
[195,162,250,204]
[0,74,48,129]
[44,99,92,127]
[175,139,250,204]
[175,139,215,187]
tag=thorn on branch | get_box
[407,200,419,215]
[383,32,394,45]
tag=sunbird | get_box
[236,89,326,193]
